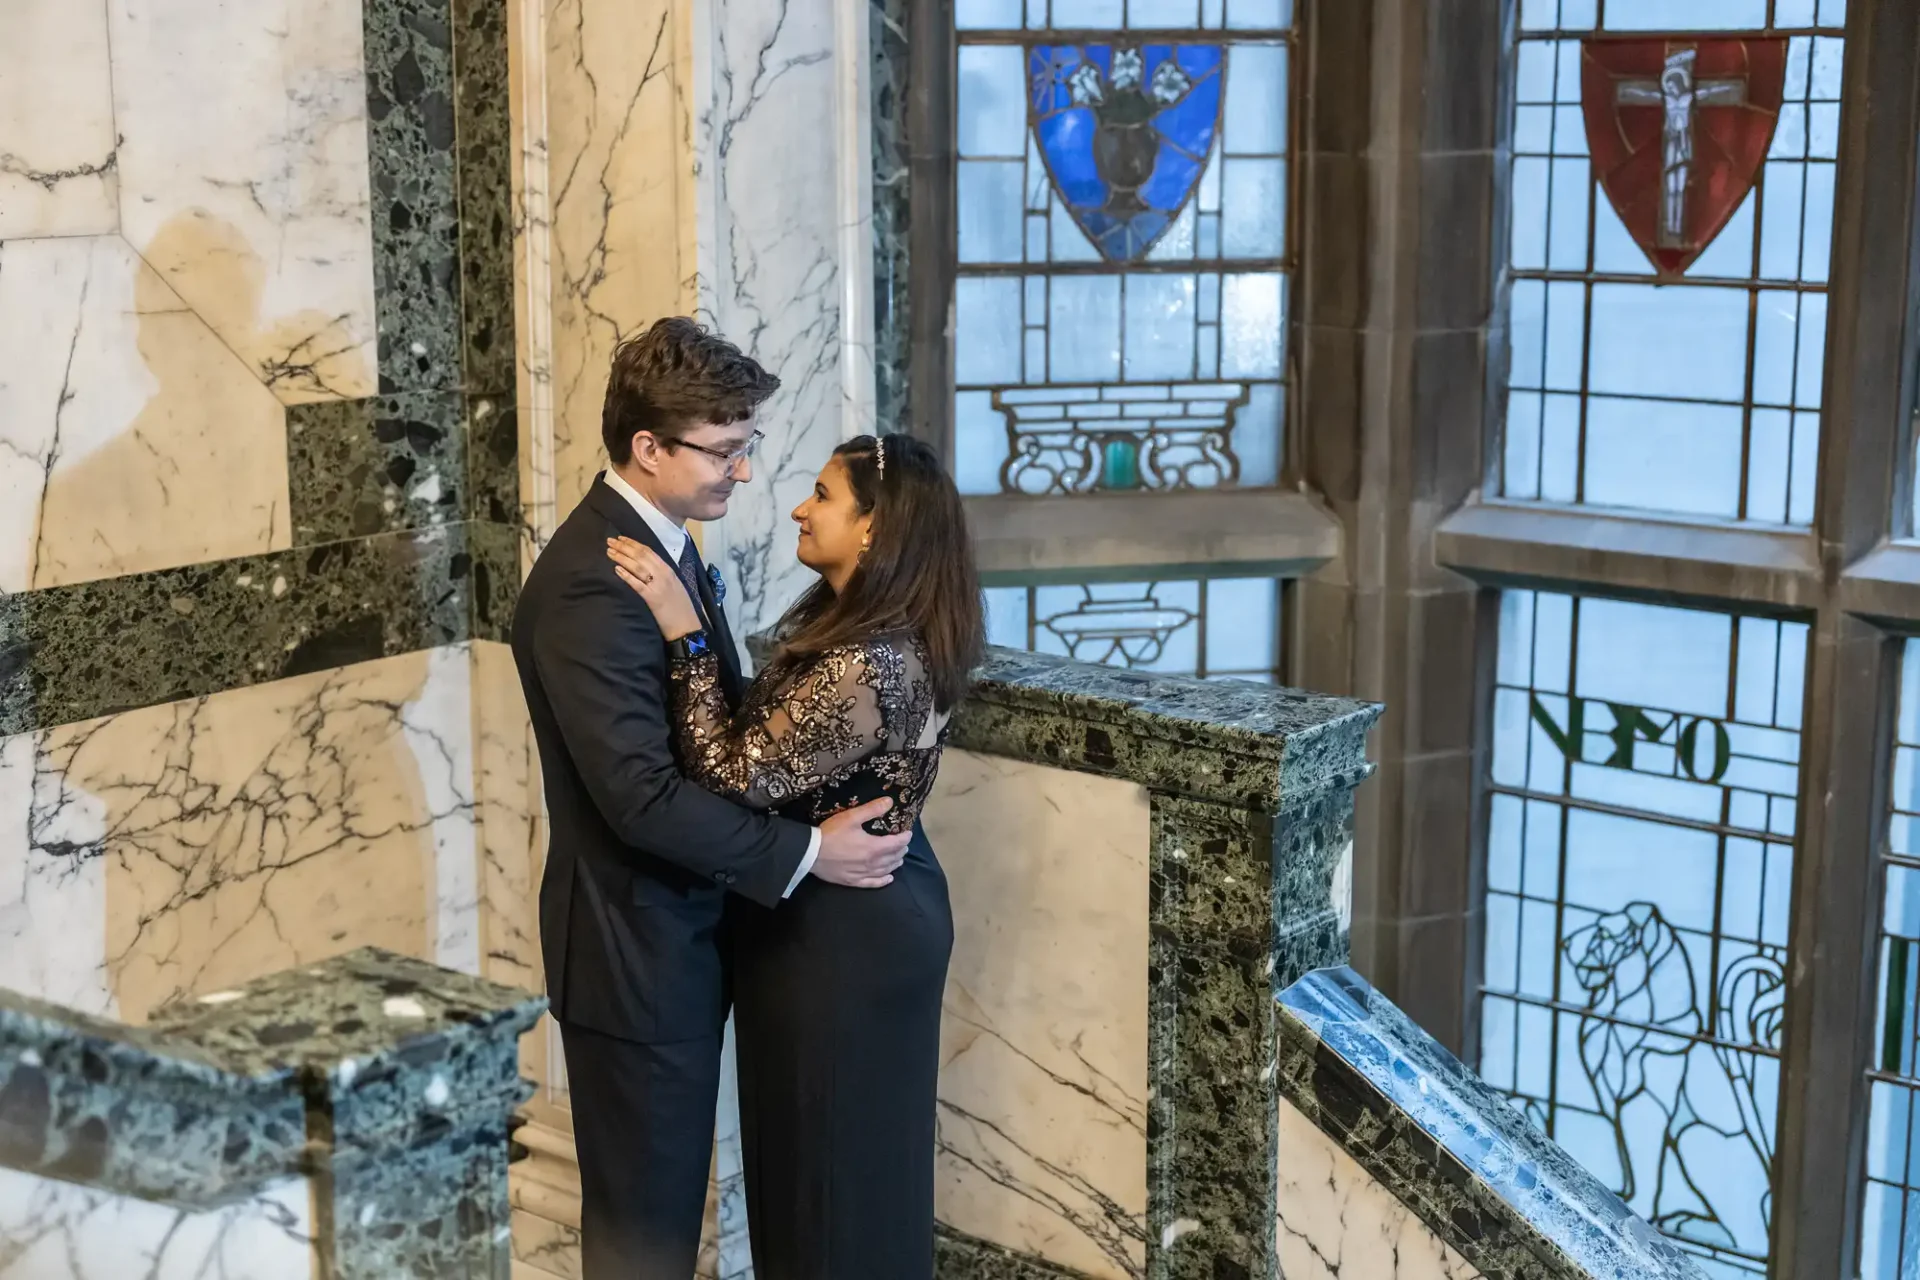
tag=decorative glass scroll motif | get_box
[1481,590,1805,1277]
[984,575,1281,681]
[952,1,1292,496]
[1501,1,1844,524]
[1861,644,1920,1280]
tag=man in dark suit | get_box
[511,319,910,1277]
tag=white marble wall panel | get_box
[694,0,875,638]
[702,1016,753,1280]
[107,0,378,403]
[409,646,483,975]
[919,751,1152,1279]
[541,0,697,519]
[0,1171,311,1280]
[1274,1099,1482,1280]
[0,648,482,1024]
[472,640,541,994]
[506,4,877,1274]
[512,1206,583,1278]
[0,735,111,1014]
[0,0,119,240]
[509,0,560,553]
[0,236,291,593]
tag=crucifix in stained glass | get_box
[1582,37,1785,277]
[1613,48,1750,251]
[1501,18,1835,525]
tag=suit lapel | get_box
[691,550,746,703]
[584,474,655,546]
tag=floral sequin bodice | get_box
[665,632,947,834]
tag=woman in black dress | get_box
[604,432,984,1280]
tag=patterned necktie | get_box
[675,537,712,632]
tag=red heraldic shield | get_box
[1580,37,1786,277]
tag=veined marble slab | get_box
[409,644,483,975]
[921,750,1151,1279]
[0,1173,312,1280]
[473,639,541,994]
[1275,1098,1482,1280]
[109,0,378,403]
[543,0,695,519]
[0,236,291,594]
[696,0,872,639]
[0,0,119,239]
[0,647,483,1024]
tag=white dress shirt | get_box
[603,468,819,896]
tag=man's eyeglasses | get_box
[664,429,763,470]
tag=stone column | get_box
[504,1,877,1272]
[513,0,875,634]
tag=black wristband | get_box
[667,631,712,662]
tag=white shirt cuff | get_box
[783,828,821,898]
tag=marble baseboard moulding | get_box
[0,948,544,1278]
[1275,966,1710,1280]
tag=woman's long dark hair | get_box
[769,433,985,712]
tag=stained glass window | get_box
[951,0,1293,497]
[984,575,1283,681]
[1480,589,1804,1276]
[1862,644,1920,1280]
[1500,2,1844,524]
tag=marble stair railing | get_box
[1275,965,1709,1280]
[493,643,1699,1280]
[495,639,1385,1280]
[0,947,546,1278]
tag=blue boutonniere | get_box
[706,564,727,603]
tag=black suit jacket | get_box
[512,474,811,1043]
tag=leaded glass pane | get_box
[1860,644,1920,1280]
[1482,590,1804,1276]
[1499,8,1843,525]
[984,575,1281,680]
[951,6,1292,495]
[960,0,1295,27]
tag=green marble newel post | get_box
[315,1029,528,1278]
[937,649,1378,1280]
[1147,767,1360,1279]
[0,949,544,1279]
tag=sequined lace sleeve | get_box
[666,642,904,810]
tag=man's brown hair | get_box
[601,317,780,464]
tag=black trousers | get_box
[558,1021,724,1279]
[734,828,954,1279]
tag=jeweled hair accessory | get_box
[875,435,886,477]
